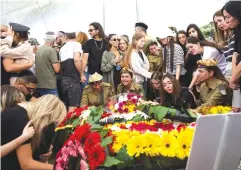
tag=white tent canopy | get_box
[1,0,226,44]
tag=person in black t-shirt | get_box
[81,22,107,83]
[1,85,53,170]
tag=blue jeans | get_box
[81,72,89,91]
[37,88,58,97]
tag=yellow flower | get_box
[159,131,177,157]
[176,128,194,159]
[126,135,144,157]
[112,133,130,153]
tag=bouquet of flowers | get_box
[200,106,232,115]
[107,93,142,114]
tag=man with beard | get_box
[81,22,108,83]
[0,23,34,85]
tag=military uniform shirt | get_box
[81,82,115,107]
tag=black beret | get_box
[221,1,241,21]
[9,22,30,32]
[135,22,148,30]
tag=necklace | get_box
[94,40,103,50]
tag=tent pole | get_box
[103,0,106,31]
[136,0,139,22]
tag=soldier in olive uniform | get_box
[147,41,163,73]
[195,59,232,112]
[80,72,115,107]
[117,68,144,96]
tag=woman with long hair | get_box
[101,34,124,91]
[160,73,196,109]
[124,32,152,98]
[26,94,67,161]
[222,1,241,94]
[185,24,217,87]
[149,71,162,102]
[119,35,129,52]
[195,59,232,112]
[76,31,88,47]
[187,36,227,91]
[158,28,186,86]
[176,30,188,56]
[213,9,241,112]
[1,85,53,170]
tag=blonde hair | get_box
[26,95,67,151]
[76,31,89,46]
[213,10,231,48]
[124,32,145,69]
[1,85,25,111]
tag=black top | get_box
[163,87,196,109]
[61,59,80,82]
[33,123,56,160]
[83,39,107,75]
[185,54,202,86]
[1,58,12,86]
[1,105,30,170]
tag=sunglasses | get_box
[91,80,102,86]
[22,83,36,93]
[88,29,96,33]
[112,38,120,41]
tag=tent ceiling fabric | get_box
[1,0,225,45]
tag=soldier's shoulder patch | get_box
[218,85,227,95]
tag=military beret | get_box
[135,22,148,30]
[89,72,103,83]
[9,22,30,32]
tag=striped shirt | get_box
[222,34,235,62]
[162,44,186,75]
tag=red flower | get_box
[75,106,88,117]
[84,132,101,149]
[124,108,129,113]
[72,124,91,141]
[154,122,175,131]
[101,112,111,119]
[86,145,106,170]
[176,123,186,132]
[120,124,127,129]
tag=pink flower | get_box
[80,159,89,170]
[61,146,69,162]
[119,102,124,108]
[78,144,87,160]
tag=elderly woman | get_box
[195,59,232,112]
[117,68,144,96]
[81,72,115,107]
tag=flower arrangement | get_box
[106,120,195,160]
[56,124,106,170]
[200,106,232,115]
[107,93,142,114]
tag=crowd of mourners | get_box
[1,1,241,170]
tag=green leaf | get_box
[101,136,113,147]
[187,109,198,118]
[100,129,109,138]
[86,116,94,124]
[168,108,177,116]
[72,118,80,128]
[131,115,143,122]
[90,124,103,130]
[148,105,156,115]
[116,147,134,169]
[153,106,168,121]
[102,155,122,167]
[141,155,152,169]
[136,104,146,111]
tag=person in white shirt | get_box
[125,32,152,98]
[186,36,227,90]
[59,32,82,111]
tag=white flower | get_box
[118,96,124,102]
[79,110,91,120]
[114,103,119,110]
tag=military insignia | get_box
[218,85,227,95]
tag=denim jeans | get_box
[36,88,58,97]
[81,72,89,91]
